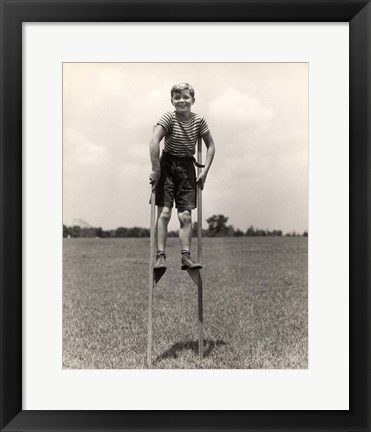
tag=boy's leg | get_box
[156,205,172,250]
[178,209,192,251]
[178,209,202,270]
[154,156,173,254]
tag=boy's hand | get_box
[149,169,160,187]
[196,172,207,190]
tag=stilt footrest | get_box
[186,268,202,286]
[154,268,166,284]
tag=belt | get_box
[162,151,205,168]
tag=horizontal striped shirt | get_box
[157,111,209,157]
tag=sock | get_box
[157,250,166,258]
[181,249,190,256]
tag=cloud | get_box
[208,89,275,126]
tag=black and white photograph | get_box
[63,62,308,369]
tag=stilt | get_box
[147,187,167,368]
[196,136,204,360]
[147,188,156,368]
[186,137,204,360]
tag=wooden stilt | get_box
[147,126,167,367]
[196,137,204,360]
[147,188,156,368]
[186,137,204,360]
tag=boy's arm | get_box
[149,125,167,186]
[196,131,215,190]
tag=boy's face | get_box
[171,90,195,114]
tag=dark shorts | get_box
[155,152,197,210]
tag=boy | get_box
[149,82,215,270]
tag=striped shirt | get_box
[157,111,209,157]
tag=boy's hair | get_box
[170,83,195,98]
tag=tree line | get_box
[63,215,308,238]
[63,225,150,238]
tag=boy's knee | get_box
[158,207,172,222]
[178,210,192,227]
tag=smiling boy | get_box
[149,83,215,270]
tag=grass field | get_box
[63,237,307,369]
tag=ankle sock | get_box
[157,251,166,258]
[181,250,190,257]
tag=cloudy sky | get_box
[63,63,308,233]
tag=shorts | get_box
[155,152,197,210]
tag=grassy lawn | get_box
[63,237,307,369]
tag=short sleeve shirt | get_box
[157,111,210,157]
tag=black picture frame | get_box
[1,1,370,431]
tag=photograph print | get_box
[63,62,308,369]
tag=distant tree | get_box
[303,231,308,237]
[265,229,282,236]
[206,214,229,237]
[141,228,150,237]
[115,227,128,237]
[63,224,70,238]
[71,225,81,238]
[246,225,255,236]
[285,231,299,237]
[80,228,89,238]
[80,227,102,238]
[168,230,179,238]
[127,227,140,237]
[101,230,112,238]
[234,228,244,237]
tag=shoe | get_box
[181,253,202,270]
[154,252,167,269]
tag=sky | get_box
[63,63,308,233]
